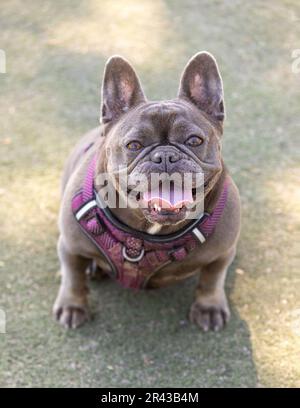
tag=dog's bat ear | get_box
[100,56,146,124]
[178,52,225,123]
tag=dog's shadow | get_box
[69,261,257,387]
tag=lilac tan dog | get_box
[53,52,241,331]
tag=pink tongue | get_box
[143,184,193,209]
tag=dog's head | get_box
[97,52,224,229]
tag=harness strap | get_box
[82,155,96,202]
[192,227,206,243]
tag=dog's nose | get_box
[151,149,181,164]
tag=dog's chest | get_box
[94,253,199,289]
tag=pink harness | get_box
[72,156,229,289]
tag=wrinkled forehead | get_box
[139,100,189,120]
[121,100,208,133]
[139,100,194,129]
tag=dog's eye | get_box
[126,141,143,151]
[185,135,203,147]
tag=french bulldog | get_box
[53,52,241,331]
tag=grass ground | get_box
[0,0,300,387]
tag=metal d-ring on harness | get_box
[122,246,145,262]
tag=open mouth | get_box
[140,181,199,224]
[125,177,206,224]
[143,201,188,223]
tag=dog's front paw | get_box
[53,296,90,329]
[189,294,230,332]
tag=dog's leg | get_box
[189,248,236,332]
[86,259,107,281]
[53,236,90,329]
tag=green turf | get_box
[0,0,300,387]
